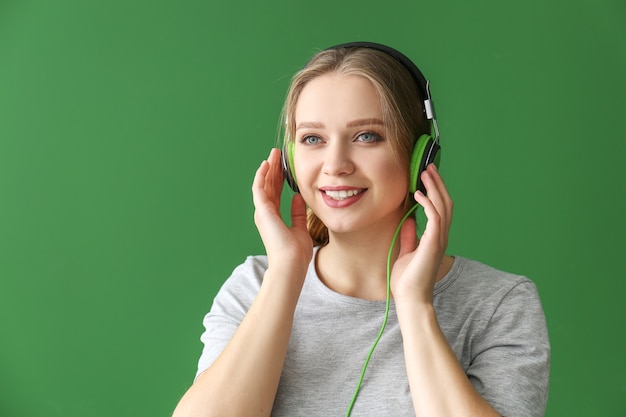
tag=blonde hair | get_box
[281,46,430,246]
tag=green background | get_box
[1,0,624,416]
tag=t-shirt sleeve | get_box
[194,256,266,380]
[467,280,550,417]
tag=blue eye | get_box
[356,132,382,143]
[301,135,323,145]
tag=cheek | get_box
[378,159,409,189]
[378,164,411,206]
[385,175,410,202]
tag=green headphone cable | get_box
[344,203,420,416]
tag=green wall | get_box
[1,0,624,416]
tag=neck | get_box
[316,225,403,300]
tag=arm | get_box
[391,163,501,416]
[172,149,313,417]
[396,301,502,416]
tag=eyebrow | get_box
[295,118,385,130]
[296,121,325,130]
[346,118,385,128]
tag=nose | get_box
[322,140,355,177]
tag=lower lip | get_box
[320,190,366,208]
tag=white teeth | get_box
[324,189,362,200]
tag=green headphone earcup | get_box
[409,134,441,194]
[281,141,299,192]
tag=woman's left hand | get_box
[391,163,454,305]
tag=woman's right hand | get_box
[172,148,313,417]
[252,148,313,274]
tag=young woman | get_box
[172,42,550,417]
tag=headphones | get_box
[281,41,441,195]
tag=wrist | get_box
[262,264,307,295]
[395,298,437,326]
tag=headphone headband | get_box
[326,42,427,99]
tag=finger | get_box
[252,150,282,212]
[419,166,453,235]
[291,194,308,231]
[421,164,453,218]
[252,159,270,202]
[413,189,443,249]
[253,162,282,228]
[266,148,285,201]
[413,190,441,230]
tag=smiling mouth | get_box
[323,189,366,201]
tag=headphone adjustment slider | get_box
[424,98,435,120]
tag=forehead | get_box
[295,72,383,124]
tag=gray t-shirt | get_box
[196,249,550,416]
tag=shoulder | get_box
[225,254,268,285]
[435,256,546,327]
[438,256,537,299]
[227,254,269,285]
[210,255,269,315]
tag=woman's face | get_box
[293,72,409,238]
